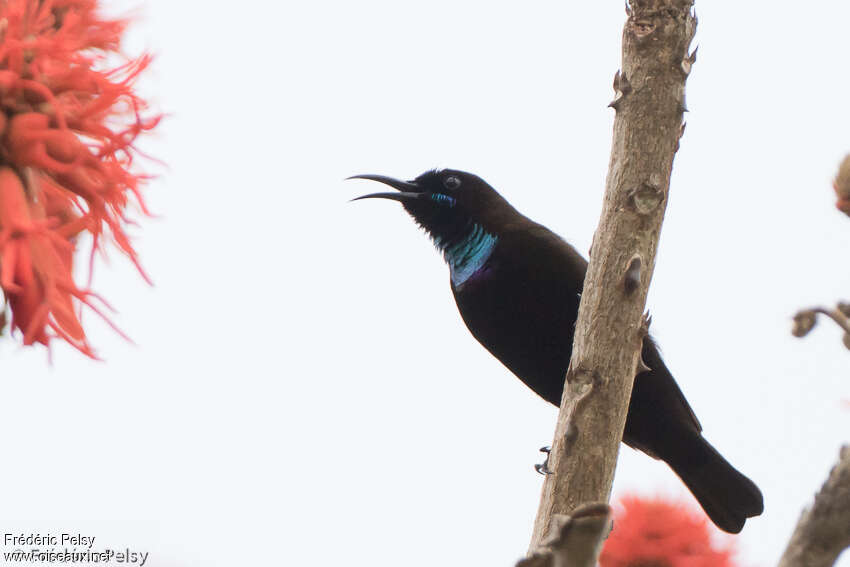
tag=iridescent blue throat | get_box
[433,223,498,287]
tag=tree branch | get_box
[792,304,850,350]
[518,504,612,567]
[778,446,850,567]
[528,0,696,552]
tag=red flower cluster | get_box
[599,495,737,567]
[0,0,158,357]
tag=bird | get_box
[349,168,763,533]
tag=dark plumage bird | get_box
[350,168,763,533]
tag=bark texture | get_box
[529,0,697,552]
[518,504,611,567]
[778,446,850,567]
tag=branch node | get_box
[521,504,612,567]
[624,256,642,294]
[566,365,600,388]
[562,373,596,446]
[629,177,664,215]
[681,45,698,76]
[608,70,632,110]
[629,19,656,41]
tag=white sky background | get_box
[0,1,848,566]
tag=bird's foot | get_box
[535,446,552,475]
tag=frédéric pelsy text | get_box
[5,533,96,548]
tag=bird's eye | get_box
[443,176,461,190]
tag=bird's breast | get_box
[451,255,582,405]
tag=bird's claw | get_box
[535,446,552,475]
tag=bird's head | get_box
[349,169,514,247]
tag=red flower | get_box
[599,495,737,567]
[0,0,158,357]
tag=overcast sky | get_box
[1,1,848,566]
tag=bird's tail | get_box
[661,429,764,533]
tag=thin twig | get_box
[792,304,850,350]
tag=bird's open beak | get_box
[347,174,423,204]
